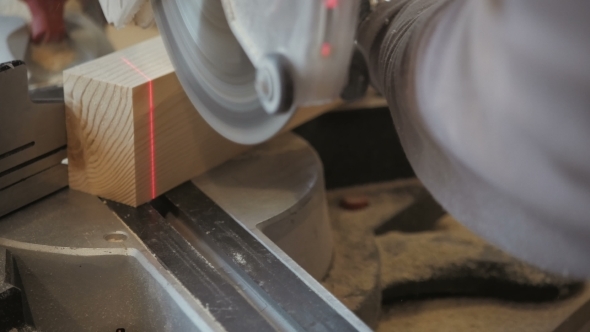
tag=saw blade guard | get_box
[153,0,360,144]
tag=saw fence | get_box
[64,37,335,206]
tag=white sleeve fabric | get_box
[397,0,590,277]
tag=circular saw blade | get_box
[152,0,295,145]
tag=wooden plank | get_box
[64,36,336,206]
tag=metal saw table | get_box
[0,132,369,332]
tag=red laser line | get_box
[321,42,332,57]
[325,0,338,9]
[322,0,337,57]
[121,57,157,199]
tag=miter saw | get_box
[5,1,589,331]
[0,0,374,216]
[0,1,376,331]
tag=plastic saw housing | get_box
[153,0,360,144]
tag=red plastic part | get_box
[23,0,67,44]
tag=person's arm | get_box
[359,0,590,277]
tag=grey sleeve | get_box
[361,0,590,277]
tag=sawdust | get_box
[321,203,381,326]
[323,180,586,331]
[322,180,425,328]
[377,215,573,289]
[233,252,246,265]
[378,284,590,332]
[327,179,423,230]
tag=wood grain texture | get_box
[64,37,336,206]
